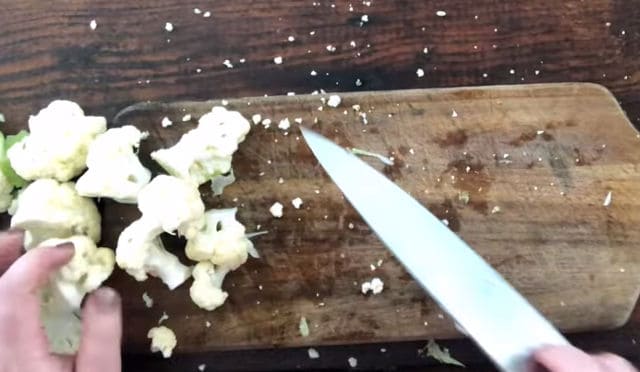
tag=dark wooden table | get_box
[1,1,639,370]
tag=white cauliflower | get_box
[147,326,177,358]
[116,217,191,290]
[76,125,151,203]
[10,179,101,248]
[189,262,229,311]
[39,236,115,354]
[137,175,205,239]
[7,100,107,182]
[185,208,255,270]
[0,171,13,213]
[150,106,250,187]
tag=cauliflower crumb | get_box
[288,35,295,42]
[203,11,211,17]
[603,191,612,207]
[436,10,447,16]
[147,326,176,358]
[491,206,501,214]
[327,95,342,107]
[269,202,284,218]
[278,118,291,130]
[161,117,173,127]
[416,68,425,77]
[182,114,192,122]
[198,364,206,371]
[251,114,262,125]
[361,277,384,295]
[348,357,358,368]
[142,292,154,308]
[310,70,318,76]
[223,59,233,68]
[194,8,202,14]
[451,109,458,118]
[164,22,174,32]
[291,197,303,209]
[158,311,169,324]
[308,348,320,359]
[274,56,283,64]
[360,14,369,25]
[326,44,336,52]
[89,19,97,30]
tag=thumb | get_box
[0,243,74,295]
[76,287,122,372]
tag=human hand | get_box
[533,345,637,372]
[0,229,122,372]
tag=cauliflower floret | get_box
[150,106,250,186]
[189,262,229,311]
[137,175,204,239]
[10,179,101,248]
[40,236,115,354]
[116,217,191,290]
[147,326,177,358]
[186,208,254,270]
[76,125,151,203]
[0,171,13,213]
[7,100,107,182]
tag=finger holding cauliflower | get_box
[7,100,107,182]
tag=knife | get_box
[301,127,569,372]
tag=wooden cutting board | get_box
[105,83,640,353]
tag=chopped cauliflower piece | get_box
[186,208,254,270]
[269,202,283,218]
[327,95,341,107]
[137,175,205,239]
[361,277,384,295]
[11,179,101,248]
[8,100,106,182]
[190,262,229,311]
[76,126,151,203]
[148,326,177,358]
[142,292,154,308]
[40,236,115,354]
[291,197,303,209]
[116,217,191,290]
[151,106,250,187]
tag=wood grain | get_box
[107,83,640,353]
[1,0,639,369]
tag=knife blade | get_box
[301,127,569,372]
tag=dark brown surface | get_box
[1,0,640,371]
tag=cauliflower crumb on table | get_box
[148,326,177,358]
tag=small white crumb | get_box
[278,118,290,130]
[436,10,447,17]
[158,311,169,324]
[423,47,429,54]
[360,14,369,24]
[326,44,336,52]
[164,22,174,32]
[89,19,97,30]
[310,70,318,76]
[327,95,342,107]
[270,202,284,218]
[203,11,211,18]
[361,277,384,295]
[416,68,425,77]
[205,321,211,328]
[348,356,358,368]
[536,130,545,135]
[603,191,612,207]
[288,35,295,42]
[239,58,246,63]
[308,348,320,359]
[221,99,229,106]
[348,222,354,229]
[441,219,449,226]
[142,292,154,308]
[359,112,368,125]
[294,117,303,124]
[380,348,387,353]
[182,114,192,122]
[491,206,501,214]
[377,259,383,267]
[194,8,202,14]
[291,197,303,209]
[223,59,234,68]
[252,114,262,124]
[355,78,362,87]
[160,117,173,128]
[198,364,206,371]
[278,177,284,184]
[509,68,515,74]
[451,109,458,118]
[287,92,296,96]
[274,56,283,64]
[261,118,272,127]
[534,70,540,75]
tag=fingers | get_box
[0,229,25,273]
[533,345,638,372]
[76,287,122,372]
[593,353,638,372]
[0,243,74,295]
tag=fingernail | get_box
[54,242,75,252]
[94,287,121,311]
